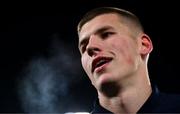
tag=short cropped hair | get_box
[77,7,144,34]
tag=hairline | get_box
[77,7,144,35]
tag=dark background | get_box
[0,1,180,113]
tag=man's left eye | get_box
[101,32,114,39]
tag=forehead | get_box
[79,14,122,39]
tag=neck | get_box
[98,67,152,114]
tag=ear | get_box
[140,34,153,56]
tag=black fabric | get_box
[91,86,180,113]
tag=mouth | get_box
[92,56,113,73]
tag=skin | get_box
[78,13,153,113]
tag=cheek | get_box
[81,55,90,74]
[111,39,136,64]
[81,55,96,85]
[111,39,128,55]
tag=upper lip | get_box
[91,56,113,73]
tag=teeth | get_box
[92,57,112,72]
[96,59,107,67]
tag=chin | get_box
[96,73,112,87]
[96,74,117,95]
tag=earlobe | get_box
[140,34,153,55]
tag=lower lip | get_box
[94,62,110,73]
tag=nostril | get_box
[87,47,100,57]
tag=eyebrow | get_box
[78,25,114,48]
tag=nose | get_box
[86,36,101,57]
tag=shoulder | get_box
[151,90,180,113]
[158,92,180,108]
[138,85,180,113]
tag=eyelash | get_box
[101,32,114,39]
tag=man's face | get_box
[78,14,142,91]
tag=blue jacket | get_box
[91,86,180,113]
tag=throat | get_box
[98,84,152,114]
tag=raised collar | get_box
[91,85,159,114]
[137,85,160,113]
